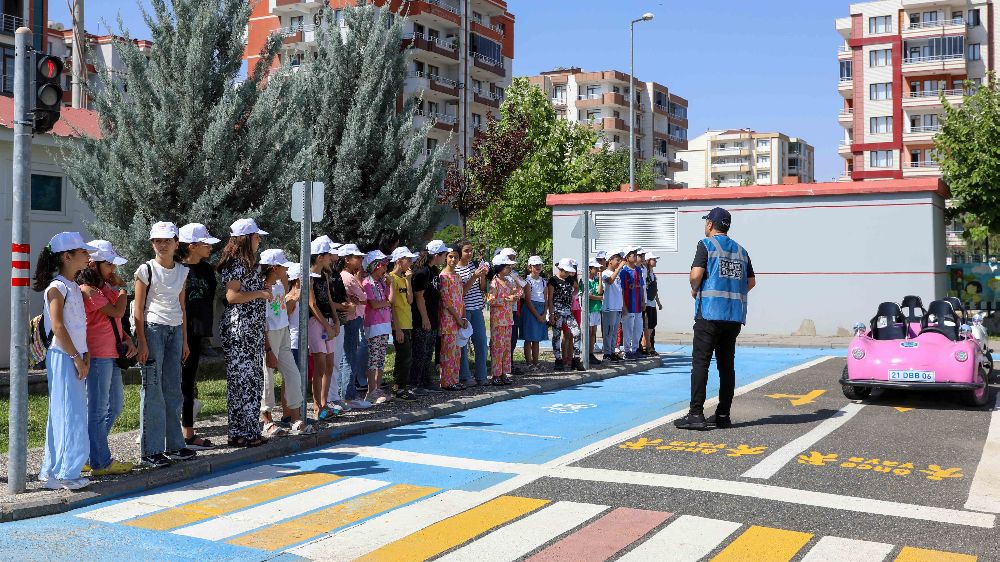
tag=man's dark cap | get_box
[702,207,732,228]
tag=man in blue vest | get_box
[675,207,755,430]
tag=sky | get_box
[49,0,850,181]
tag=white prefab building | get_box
[548,178,948,336]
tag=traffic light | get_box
[33,54,64,134]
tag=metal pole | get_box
[629,21,635,192]
[71,0,85,109]
[298,181,312,421]
[8,27,34,494]
[580,211,590,370]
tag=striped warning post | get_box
[11,242,30,286]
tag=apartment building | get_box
[246,0,514,163]
[527,67,689,189]
[675,129,815,188]
[0,0,51,96]
[836,0,996,181]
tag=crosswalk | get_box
[76,467,979,561]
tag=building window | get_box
[869,82,892,100]
[1,45,14,94]
[869,49,891,67]
[968,43,981,61]
[426,138,438,154]
[30,174,63,212]
[839,60,852,81]
[968,9,981,27]
[869,116,893,134]
[869,150,894,168]
[471,113,482,128]
[868,16,891,34]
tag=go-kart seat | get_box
[944,297,967,322]
[870,302,907,340]
[921,300,960,341]
[901,295,925,324]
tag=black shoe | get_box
[589,354,603,365]
[139,453,172,469]
[571,358,586,372]
[604,353,620,362]
[673,412,709,431]
[165,448,197,461]
[553,361,566,371]
[708,414,732,429]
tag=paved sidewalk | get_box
[655,332,854,349]
[0,355,662,522]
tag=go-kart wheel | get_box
[962,365,992,407]
[841,366,871,400]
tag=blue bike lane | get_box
[0,345,833,561]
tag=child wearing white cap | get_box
[76,240,135,477]
[307,236,343,420]
[546,259,584,371]
[133,221,195,468]
[520,256,547,371]
[388,247,419,401]
[487,254,519,385]
[33,232,96,490]
[587,259,604,366]
[177,223,221,451]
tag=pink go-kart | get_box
[842,296,994,407]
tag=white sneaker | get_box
[347,399,372,409]
[44,477,91,491]
[334,400,352,412]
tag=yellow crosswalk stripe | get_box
[894,546,977,562]
[125,472,341,531]
[709,525,813,562]
[227,484,438,551]
[356,495,550,562]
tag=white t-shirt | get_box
[135,260,188,327]
[601,269,623,312]
[43,275,88,355]
[266,282,290,332]
[526,275,546,302]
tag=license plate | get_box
[888,370,935,382]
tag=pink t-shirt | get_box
[341,269,367,321]
[83,284,123,359]
[363,276,392,337]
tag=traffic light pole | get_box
[8,27,34,494]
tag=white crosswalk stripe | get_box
[800,536,895,562]
[174,477,388,541]
[616,514,742,562]
[436,501,609,562]
[76,464,296,523]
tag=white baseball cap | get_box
[363,249,388,271]
[588,259,601,269]
[499,247,517,258]
[260,249,294,268]
[287,263,320,281]
[178,223,221,245]
[338,243,366,257]
[568,258,578,267]
[390,246,419,263]
[49,232,97,254]
[310,236,335,255]
[491,254,516,266]
[426,240,451,254]
[595,250,608,260]
[149,221,178,240]
[645,253,659,261]
[527,255,544,266]
[557,258,576,273]
[88,240,128,265]
[636,246,646,255]
[230,218,268,237]
[456,320,474,348]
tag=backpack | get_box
[28,313,53,369]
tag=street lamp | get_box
[630,12,654,192]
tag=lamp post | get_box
[629,12,654,192]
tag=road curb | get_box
[0,357,661,522]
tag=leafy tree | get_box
[572,145,656,193]
[288,3,448,248]
[59,0,301,261]
[441,109,533,237]
[936,74,1000,242]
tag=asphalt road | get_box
[0,346,995,562]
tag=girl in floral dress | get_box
[438,249,467,391]
[487,254,519,385]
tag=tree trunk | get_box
[461,213,468,239]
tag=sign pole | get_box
[580,210,590,370]
[298,181,312,421]
[8,27,33,494]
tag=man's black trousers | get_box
[690,317,742,416]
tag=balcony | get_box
[838,45,852,60]
[668,159,685,171]
[471,20,503,42]
[904,160,941,177]
[409,0,462,26]
[652,129,668,142]
[838,107,854,125]
[712,162,751,173]
[903,88,964,109]
[403,32,459,62]
[713,146,750,157]
[904,124,940,143]
[576,92,628,109]
[551,97,567,107]
[414,109,458,133]
[838,171,854,182]
[273,0,324,14]
[0,13,24,34]
[405,71,460,99]
[473,88,502,108]
[668,135,688,150]
[279,25,316,49]
[838,77,853,98]
[836,16,852,39]
[653,102,668,116]
[838,140,853,156]
[595,117,629,133]
[902,52,966,76]
[903,17,966,38]
[471,52,505,78]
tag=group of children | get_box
[31,223,661,491]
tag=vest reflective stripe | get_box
[696,235,749,324]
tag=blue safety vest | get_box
[695,235,749,324]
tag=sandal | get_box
[490,377,505,386]
[501,375,515,385]
[290,420,316,435]
[184,435,215,451]
[262,422,288,438]
[317,407,339,422]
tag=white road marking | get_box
[616,514,742,562]
[173,477,387,541]
[799,536,894,562]
[965,395,1000,513]
[76,464,296,523]
[287,489,489,560]
[328,445,536,473]
[742,402,866,479]
[436,501,609,562]
[421,424,563,439]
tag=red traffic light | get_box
[37,56,61,79]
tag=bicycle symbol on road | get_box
[544,403,597,414]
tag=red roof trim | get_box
[545,178,948,207]
[0,96,101,139]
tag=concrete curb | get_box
[0,357,661,522]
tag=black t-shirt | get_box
[329,270,348,323]
[691,240,755,277]
[411,265,441,330]
[548,275,575,313]
[183,261,217,337]
[312,274,333,319]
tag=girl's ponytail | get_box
[174,242,191,263]
[31,246,61,292]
